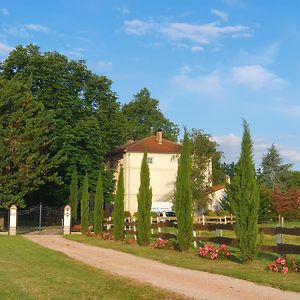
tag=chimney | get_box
[156,129,162,144]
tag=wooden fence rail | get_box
[102,215,300,255]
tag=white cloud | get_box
[123,18,252,50]
[0,42,13,54]
[280,149,300,162]
[231,65,286,90]
[124,19,154,36]
[211,9,228,21]
[172,71,223,99]
[95,60,113,70]
[191,46,204,52]
[64,48,85,59]
[115,6,130,15]
[213,133,241,162]
[24,24,49,33]
[160,22,252,44]
[1,8,9,16]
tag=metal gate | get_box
[17,204,64,235]
[0,209,9,233]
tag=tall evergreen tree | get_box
[174,130,193,251]
[226,121,260,262]
[137,152,152,246]
[259,144,292,190]
[81,174,89,234]
[69,168,78,221]
[113,167,125,240]
[93,171,104,234]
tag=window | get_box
[147,157,154,164]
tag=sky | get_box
[1,0,300,169]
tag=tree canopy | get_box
[189,129,225,210]
[259,144,292,190]
[0,45,127,207]
[122,88,179,141]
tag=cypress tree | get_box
[113,167,125,240]
[137,151,152,246]
[69,168,78,221]
[226,120,260,262]
[81,174,89,234]
[174,130,193,251]
[94,171,104,234]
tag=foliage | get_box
[268,256,299,274]
[226,121,260,262]
[222,162,237,179]
[137,152,152,246]
[197,243,231,260]
[94,171,104,234]
[272,186,300,221]
[69,168,78,221]
[151,238,169,249]
[258,184,276,223]
[81,174,89,234]
[259,144,292,190]
[174,131,193,251]
[189,129,225,211]
[0,45,124,207]
[124,211,131,218]
[122,88,179,141]
[286,171,300,189]
[113,167,125,240]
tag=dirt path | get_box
[25,235,299,300]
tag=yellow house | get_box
[106,131,181,214]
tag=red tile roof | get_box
[211,184,225,192]
[109,135,182,155]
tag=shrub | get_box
[205,210,217,216]
[268,256,299,274]
[72,224,81,232]
[197,243,231,260]
[151,238,169,249]
[124,237,135,245]
[124,211,131,218]
[150,211,159,217]
[216,210,230,216]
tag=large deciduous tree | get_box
[0,45,126,207]
[189,129,225,211]
[113,167,125,240]
[174,131,193,251]
[137,152,152,246]
[226,121,260,262]
[122,88,179,141]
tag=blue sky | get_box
[1,0,300,169]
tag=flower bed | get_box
[197,243,231,260]
[268,256,299,274]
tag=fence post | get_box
[150,217,154,235]
[202,214,205,225]
[63,205,71,235]
[9,205,17,235]
[224,215,227,224]
[133,217,137,240]
[157,216,161,234]
[193,230,197,248]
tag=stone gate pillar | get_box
[9,205,17,235]
[63,205,71,235]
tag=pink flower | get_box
[281,266,289,274]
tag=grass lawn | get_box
[0,236,186,300]
[67,234,300,293]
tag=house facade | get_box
[106,131,181,214]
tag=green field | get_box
[0,236,185,300]
[67,234,300,293]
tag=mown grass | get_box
[0,236,187,300]
[67,234,300,293]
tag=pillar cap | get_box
[64,205,71,210]
[10,205,17,209]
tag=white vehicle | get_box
[158,211,176,218]
[151,201,173,213]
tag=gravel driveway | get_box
[25,235,300,300]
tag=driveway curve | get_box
[25,235,300,300]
